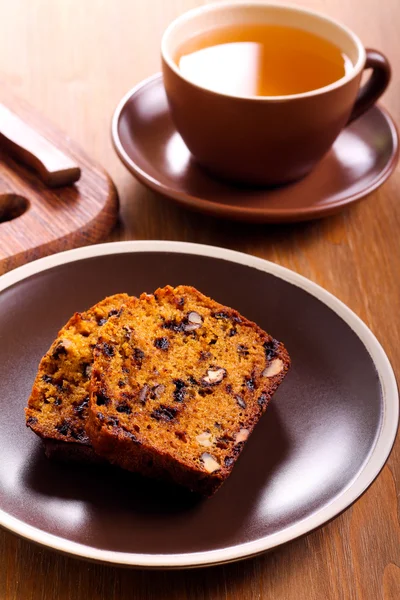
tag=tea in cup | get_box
[162,2,390,186]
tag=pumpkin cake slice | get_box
[88,285,290,494]
[25,293,130,462]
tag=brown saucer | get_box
[112,74,399,223]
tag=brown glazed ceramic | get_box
[112,74,399,223]
[0,242,397,568]
[161,2,391,186]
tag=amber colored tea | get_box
[175,24,353,97]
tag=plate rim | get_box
[111,73,399,223]
[0,240,398,568]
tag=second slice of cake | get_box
[87,285,290,495]
[25,293,130,462]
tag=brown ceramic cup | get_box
[161,2,391,186]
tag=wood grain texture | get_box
[0,84,118,275]
[0,0,399,598]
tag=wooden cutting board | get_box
[0,83,119,275]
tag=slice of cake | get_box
[87,285,290,494]
[25,293,130,461]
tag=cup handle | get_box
[347,49,391,124]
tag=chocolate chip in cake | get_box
[224,456,235,468]
[71,428,87,442]
[55,420,70,436]
[97,317,107,326]
[116,403,132,414]
[258,393,268,407]
[101,342,115,357]
[52,341,69,359]
[108,308,121,318]
[74,397,89,416]
[42,374,53,384]
[173,379,186,402]
[263,339,278,361]
[118,379,126,388]
[119,428,138,442]
[154,337,170,350]
[198,388,213,396]
[26,416,38,426]
[132,347,145,365]
[133,348,145,360]
[96,391,110,406]
[69,428,78,439]
[245,377,255,391]
[199,350,212,361]
[54,397,62,406]
[151,405,178,422]
[162,318,184,333]
[228,328,237,337]
[55,380,67,393]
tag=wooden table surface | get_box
[1,0,399,598]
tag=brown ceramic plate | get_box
[0,241,397,568]
[112,74,399,223]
